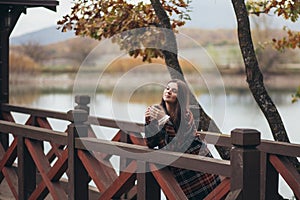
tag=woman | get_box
[145,79,220,199]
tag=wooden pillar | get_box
[0,6,10,105]
[0,7,11,150]
[0,6,23,150]
[67,109,89,200]
[228,128,261,200]
[18,136,36,199]
[137,161,160,200]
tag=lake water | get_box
[10,86,300,199]
[12,87,300,142]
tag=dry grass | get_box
[104,57,200,74]
[9,51,40,74]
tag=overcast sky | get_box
[11,0,299,37]
[11,0,73,37]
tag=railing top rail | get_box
[259,139,300,157]
[197,131,231,147]
[0,120,67,145]
[87,116,144,133]
[75,137,231,177]
[199,132,300,157]
[1,103,68,120]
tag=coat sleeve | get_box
[144,115,166,149]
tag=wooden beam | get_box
[0,7,11,150]
[1,104,68,120]
[0,120,67,145]
[77,150,117,192]
[269,155,300,199]
[150,163,187,200]
[76,137,231,177]
[25,139,67,200]
[0,138,18,198]
[29,149,68,200]
[258,140,300,157]
[2,167,18,198]
[204,177,230,200]
[88,116,145,133]
[0,0,58,11]
[99,161,137,199]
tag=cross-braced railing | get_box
[0,95,299,199]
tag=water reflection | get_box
[10,85,41,105]
[10,83,73,105]
[10,81,297,108]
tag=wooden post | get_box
[228,128,261,200]
[120,131,132,173]
[75,95,90,113]
[67,109,89,200]
[264,154,281,200]
[18,136,36,199]
[137,161,160,200]
[0,2,25,151]
[0,8,10,105]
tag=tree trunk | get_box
[231,0,299,171]
[150,0,230,160]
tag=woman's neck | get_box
[165,103,175,115]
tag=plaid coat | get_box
[145,109,221,199]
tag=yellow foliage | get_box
[9,51,40,74]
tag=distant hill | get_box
[10,26,75,46]
[10,25,239,47]
[10,25,286,49]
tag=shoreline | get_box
[10,72,299,92]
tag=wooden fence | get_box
[0,95,299,199]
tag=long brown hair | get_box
[160,79,190,131]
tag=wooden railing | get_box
[0,95,299,200]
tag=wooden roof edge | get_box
[0,1,59,11]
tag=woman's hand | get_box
[146,105,170,125]
[149,105,165,120]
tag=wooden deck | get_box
[0,179,15,200]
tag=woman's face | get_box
[163,82,178,104]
